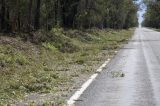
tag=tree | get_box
[34,0,41,30]
[0,0,138,33]
[28,0,33,32]
[143,1,160,28]
[1,0,6,31]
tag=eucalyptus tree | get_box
[143,0,160,28]
[0,0,138,32]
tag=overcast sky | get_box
[137,0,146,24]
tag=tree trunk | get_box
[1,0,5,31]
[16,0,20,32]
[28,0,33,32]
[34,0,41,30]
[17,11,20,32]
[6,6,10,32]
[54,0,58,25]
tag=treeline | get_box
[142,0,160,28]
[0,0,138,33]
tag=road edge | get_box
[66,58,111,106]
[66,29,135,106]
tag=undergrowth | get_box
[0,28,134,105]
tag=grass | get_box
[148,27,160,32]
[154,29,160,32]
[0,28,134,105]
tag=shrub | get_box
[42,42,58,52]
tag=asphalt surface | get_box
[75,28,160,106]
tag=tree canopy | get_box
[0,0,138,33]
[142,0,160,28]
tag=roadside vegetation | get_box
[142,0,160,29]
[155,29,160,32]
[0,28,134,105]
[0,0,138,105]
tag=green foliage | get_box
[43,102,50,106]
[0,45,29,67]
[49,29,80,53]
[0,28,134,105]
[76,57,85,65]
[29,102,36,106]
[42,42,58,52]
[30,29,80,53]
[143,1,160,28]
[75,0,138,29]
[0,0,137,33]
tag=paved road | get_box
[75,28,160,106]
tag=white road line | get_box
[67,59,110,106]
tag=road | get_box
[75,28,160,106]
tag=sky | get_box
[136,0,146,25]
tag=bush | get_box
[42,42,58,52]
[32,29,80,53]
[0,51,29,67]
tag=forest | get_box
[0,0,138,33]
[142,0,160,28]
